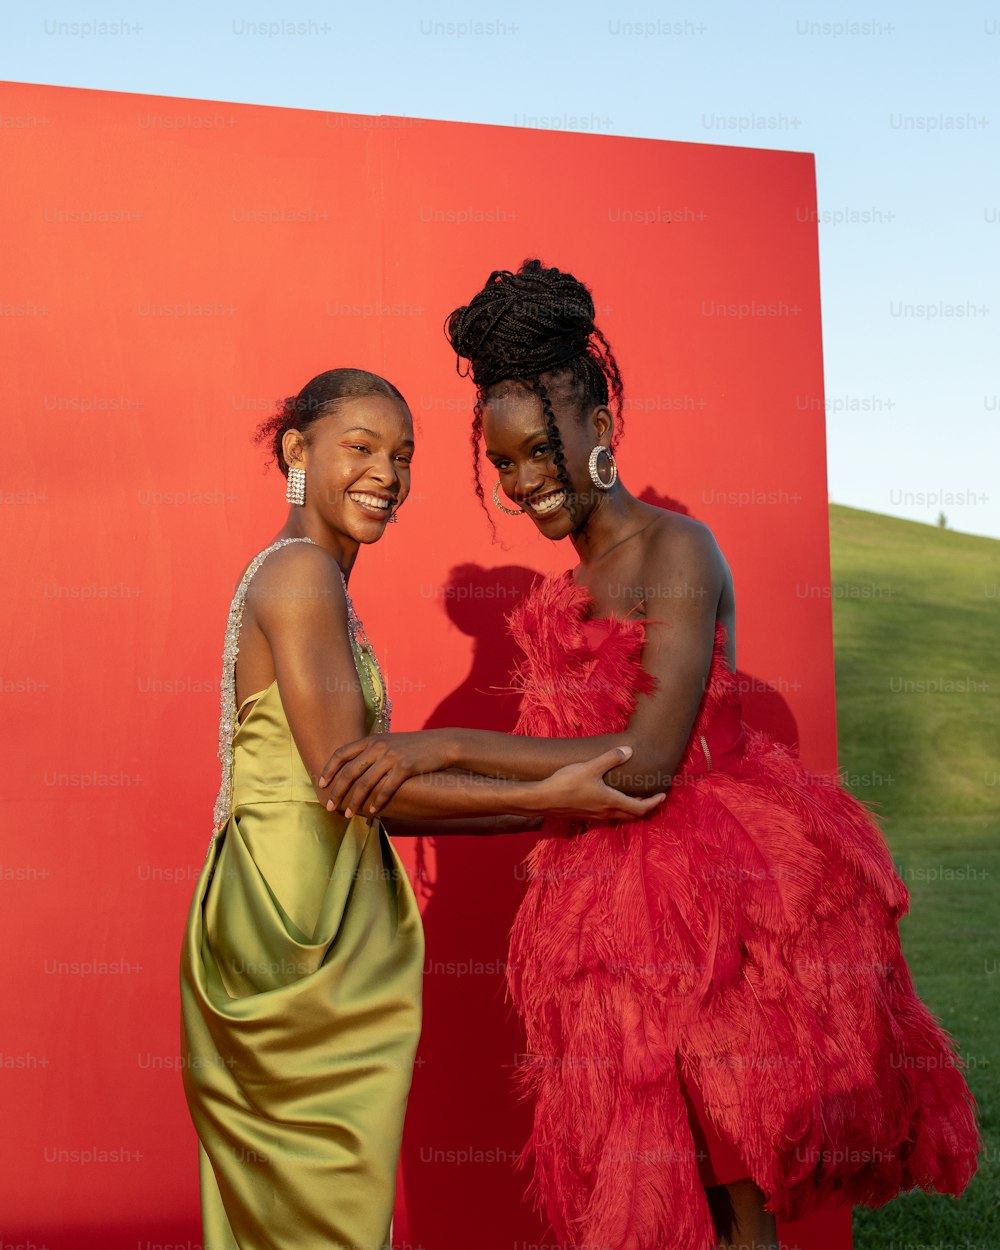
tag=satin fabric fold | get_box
[181,671,423,1250]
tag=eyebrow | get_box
[485,430,549,457]
[343,426,415,448]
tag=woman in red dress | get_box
[320,261,980,1249]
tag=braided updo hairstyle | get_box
[445,259,624,517]
[254,367,408,476]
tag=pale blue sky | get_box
[4,0,997,537]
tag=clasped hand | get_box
[318,731,665,822]
[319,730,455,816]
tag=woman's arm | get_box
[244,542,662,825]
[320,519,724,814]
[381,812,543,839]
[452,520,723,790]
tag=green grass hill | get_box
[828,503,998,1249]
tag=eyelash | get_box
[494,445,550,471]
[348,444,411,465]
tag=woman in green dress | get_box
[179,366,663,1250]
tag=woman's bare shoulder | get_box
[243,539,347,625]
[642,507,727,581]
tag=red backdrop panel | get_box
[0,80,848,1248]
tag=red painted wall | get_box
[0,79,849,1247]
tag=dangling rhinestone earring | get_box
[286,465,306,506]
[493,481,524,516]
[588,445,618,491]
[387,507,400,524]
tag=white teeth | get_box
[529,491,566,516]
[349,493,390,510]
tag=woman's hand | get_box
[320,735,665,824]
[534,746,666,821]
[319,730,457,817]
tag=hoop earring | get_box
[286,465,306,506]
[493,482,524,516]
[588,445,617,491]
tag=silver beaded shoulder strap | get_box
[207,536,392,854]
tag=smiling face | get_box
[482,374,614,538]
[282,394,413,543]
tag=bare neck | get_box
[570,486,655,569]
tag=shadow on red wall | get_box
[400,561,547,1248]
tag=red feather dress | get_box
[505,571,979,1250]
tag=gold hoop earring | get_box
[493,482,524,516]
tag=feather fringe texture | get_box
[504,571,980,1250]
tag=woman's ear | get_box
[282,428,306,469]
[591,406,615,445]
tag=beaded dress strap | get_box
[206,536,391,855]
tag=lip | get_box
[348,490,395,519]
[520,488,566,518]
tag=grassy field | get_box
[826,504,998,1250]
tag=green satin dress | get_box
[180,539,424,1250]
